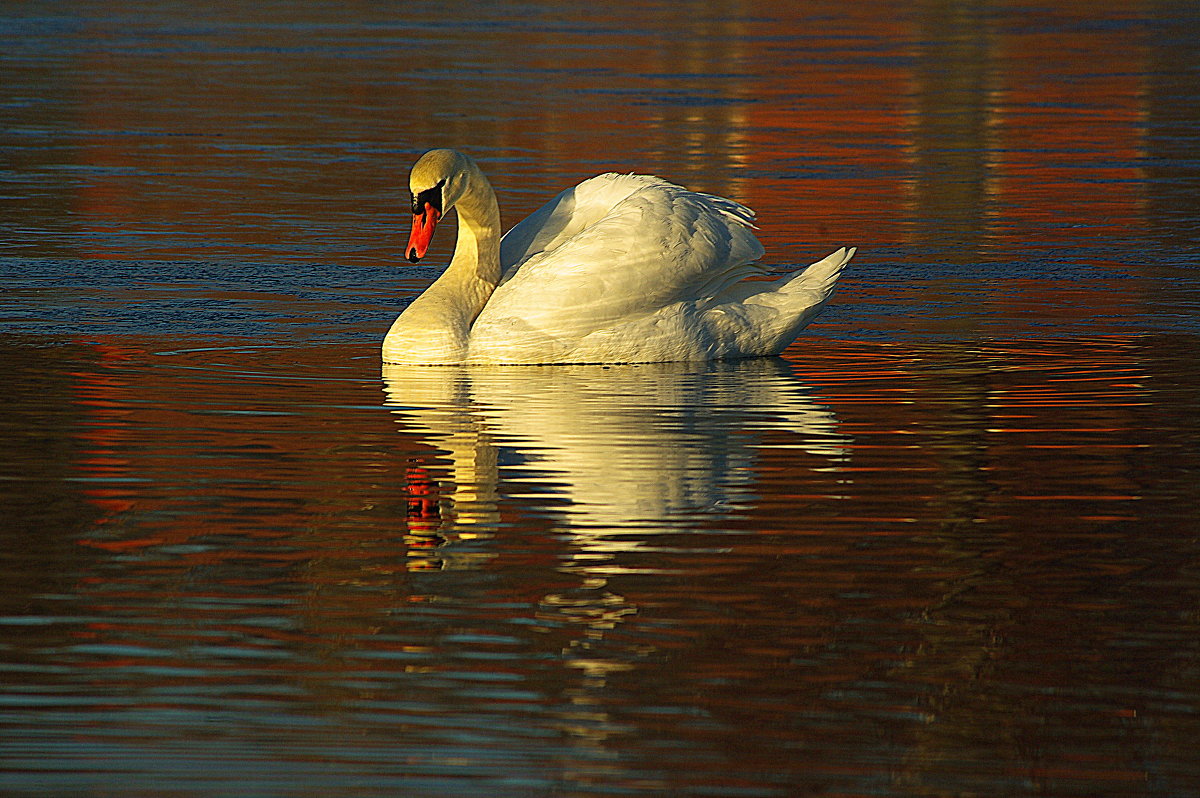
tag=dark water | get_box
[3,1,1200,795]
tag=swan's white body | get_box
[382,149,854,365]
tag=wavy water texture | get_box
[2,1,1200,796]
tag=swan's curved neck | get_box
[382,159,503,365]
[447,165,501,288]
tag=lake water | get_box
[3,1,1200,796]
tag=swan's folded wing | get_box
[479,179,765,353]
[500,173,674,277]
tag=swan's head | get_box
[406,148,473,263]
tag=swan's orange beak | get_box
[407,202,441,263]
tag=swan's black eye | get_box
[411,179,446,215]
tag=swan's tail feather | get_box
[722,245,855,357]
[780,246,855,296]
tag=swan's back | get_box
[473,174,767,363]
[499,174,761,276]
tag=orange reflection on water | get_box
[49,1,1145,272]
[56,332,1161,570]
[7,327,1187,795]
[6,2,1200,793]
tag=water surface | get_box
[3,1,1200,796]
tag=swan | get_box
[382,148,855,365]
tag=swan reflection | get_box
[383,358,849,745]
[382,357,848,548]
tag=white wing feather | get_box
[473,174,765,361]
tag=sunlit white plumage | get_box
[382,148,854,365]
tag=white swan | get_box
[382,148,855,365]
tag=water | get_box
[3,1,1200,795]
